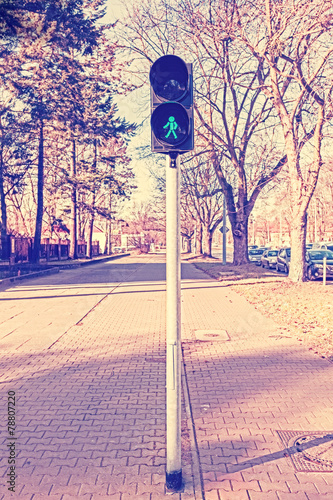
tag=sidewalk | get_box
[0,255,332,499]
[180,265,333,500]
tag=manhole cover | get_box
[194,330,229,342]
[295,434,333,467]
[277,430,333,472]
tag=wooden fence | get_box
[0,236,100,263]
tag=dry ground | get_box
[190,256,333,361]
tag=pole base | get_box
[166,470,182,491]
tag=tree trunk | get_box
[0,123,8,259]
[187,236,192,253]
[108,188,112,254]
[69,138,78,259]
[197,223,203,254]
[230,213,249,265]
[86,207,95,259]
[104,220,108,254]
[86,139,97,259]
[284,137,318,281]
[288,211,307,282]
[202,224,213,256]
[32,120,44,263]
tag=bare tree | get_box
[307,159,333,241]
[117,0,287,264]
[235,0,333,280]
[128,201,166,251]
[181,154,224,256]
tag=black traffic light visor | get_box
[150,55,189,102]
[151,102,190,147]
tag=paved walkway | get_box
[0,255,332,499]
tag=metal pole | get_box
[279,211,282,246]
[323,256,327,286]
[222,195,227,265]
[193,225,197,255]
[314,199,317,242]
[165,154,182,491]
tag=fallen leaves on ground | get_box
[192,258,333,361]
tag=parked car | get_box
[314,242,333,252]
[261,249,279,269]
[276,247,291,273]
[248,248,265,264]
[248,245,258,250]
[306,249,333,280]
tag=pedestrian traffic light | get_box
[150,55,194,154]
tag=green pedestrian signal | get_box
[150,55,194,154]
[151,102,189,147]
[164,116,178,139]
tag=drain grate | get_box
[277,430,333,472]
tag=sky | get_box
[104,1,156,214]
[106,0,125,22]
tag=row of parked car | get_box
[248,242,333,280]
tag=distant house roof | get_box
[93,226,104,234]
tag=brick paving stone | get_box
[20,483,52,496]
[96,473,125,486]
[230,479,261,492]
[305,495,333,500]
[91,495,121,500]
[259,480,290,493]
[39,473,72,486]
[50,484,81,496]
[276,493,309,500]
[286,481,319,494]
[136,481,168,495]
[63,495,92,500]
[204,491,220,500]
[249,492,279,500]
[313,481,333,494]
[151,473,165,485]
[121,493,148,500]
[205,480,232,492]
[217,491,250,499]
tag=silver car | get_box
[261,249,279,269]
[276,247,291,273]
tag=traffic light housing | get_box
[150,55,194,154]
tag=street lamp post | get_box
[222,195,227,265]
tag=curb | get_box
[0,253,130,288]
[48,253,130,270]
[0,266,60,287]
[181,350,204,500]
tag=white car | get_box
[248,248,265,264]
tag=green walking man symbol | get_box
[163,116,178,139]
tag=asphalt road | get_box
[0,254,213,352]
[0,257,151,351]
